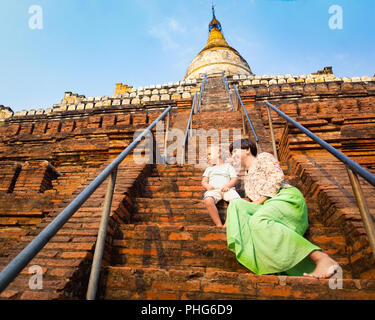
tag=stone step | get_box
[131,207,331,229]
[146,176,204,183]
[150,166,204,177]
[200,105,233,112]
[190,122,243,129]
[201,98,231,104]
[138,190,204,199]
[201,92,229,97]
[132,199,228,225]
[203,93,230,97]
[192,113,239,117]
[112,224,350,275]
[201,100,231,106]
[149,171,204,177]
[201,91,229,95]
[132,197,325,226]
[103,265,374,300]
[134,196,317,211]
[201,98,231,105]
[112,224,245,272]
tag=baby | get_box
[202,146,241,228]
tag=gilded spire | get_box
[203,6,229,51]
[183,6,252,80]
[209,5,222,32]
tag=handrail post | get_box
[222,72,234,111]
[86,166,118,300]
[346,167,375,260]
[181,92,197,165]
[240,102,247,136]
[266,104,278,161]
[189,113,193,138]
[163,111,171,164]
[233,84,259,143]
[181,143,185,165]
[193,91,198,114]
[197,93,202,114]
[232,87,238,111]
[197,73,207,113]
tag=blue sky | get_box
[0,0,374,112]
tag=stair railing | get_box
[265,101,375,260]
[181,91,198,165]
[197,73,207,113]
[0,106,173,297]
[233,84,259,147]
[162,110,171,164]
[222,72,234,111]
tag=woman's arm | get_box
[253,195,269,205]
[256,153,284,199]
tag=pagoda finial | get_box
[209,4,222,32]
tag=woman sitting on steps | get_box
[226,138,340,279]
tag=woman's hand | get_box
[253,196,269,205]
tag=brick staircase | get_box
[101,95,375,299]
[2,84,375,299]
[103,162,368,299]
[200,75,232,111]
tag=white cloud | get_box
[149,17,186,51]
[335,53,350,61]
[167,18,186,33]
[233,35,260,49]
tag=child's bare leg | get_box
[204,197,223,227]
[222,211,227,229]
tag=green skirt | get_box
[226,187,321,276]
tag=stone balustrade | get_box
[231,73,375,86]
[4,74,375,119]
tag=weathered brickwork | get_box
[0,104,178,299]
[259,81,375,280]
[1,76,375,300]
[101,79,375,299]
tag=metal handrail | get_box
[181,92,198,165]
[233,84,259,143]
[265,101,375,259]
[162,110,171,164]
[265,102,375,187]
[197,73,207,113]
[222,72,234,111]
[0,106,173,296]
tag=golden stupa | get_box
[184,7,253,80]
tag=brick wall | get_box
[0,105,178,299]
[277,117,375,279]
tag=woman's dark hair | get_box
[229,138,258,157]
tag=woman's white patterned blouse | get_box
[244,152,293,202]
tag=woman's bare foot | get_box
[304,251,340,279]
